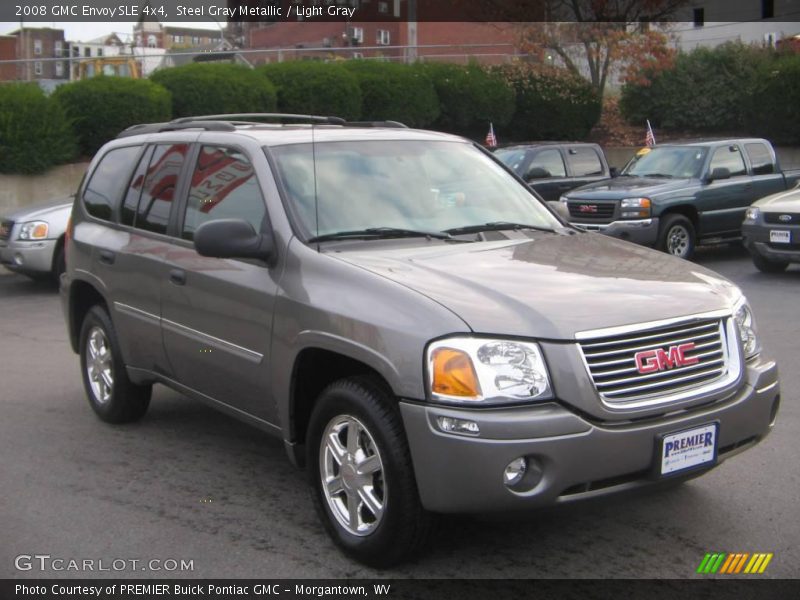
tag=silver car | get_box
[1,198,72,282]
[61,115,780,567]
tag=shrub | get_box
[150,63,277,119]
[748,53,800,144]
[259,61,362,121]
[620,43,773,133]
[343,61,440,127]
[416,62,515,138]
[0,83,77,174]
[493,65,601,141]
[54,76,171,155]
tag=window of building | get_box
[55,61,63,77]
[377,29,390,45]
[54,41,63,57]
[693,8,704,27]
[84,47,91,57]
[192,36,200,45]
[83,146,142,222]
[744,143,775,175]
[33,61,42,76]
[182,146,266,241]
[762,0,774,19]
[135,144,189,234]
[566,147,604,177]
[33,39,42,55]
[147,35,157,48]
[352,27,364,43]
[378,1,389,13]
[97,48,103,57]
[709,145,747,177]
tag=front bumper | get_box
[400,354,778,513]
[0,238,58,274]
[569,217,659,246]
[742,222,800,263]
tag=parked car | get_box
[62,115,779,567]
[742,185,800,272]
[494,142,612,206]
[0,198,72,282]
[561,139,800,259]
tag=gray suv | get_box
[61,115,780,567]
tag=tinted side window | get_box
[530,149,566,178]
[135,144,189,235]
[182,146,266,241]
[120,146,153,227]
[83,146,141,221]
[566,147,603,176]
[710,145,747,177]
[744,143,775,175]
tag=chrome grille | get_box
[763,212,799,225]
[579,318,729,406]
[568,201,615,221]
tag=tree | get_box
[477,0,689,98]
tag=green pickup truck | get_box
[562,139,800,259]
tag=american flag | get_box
[645,120,656,147]
[485,122,497,148]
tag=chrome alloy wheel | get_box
[666,224,690,257]
[320,415,386,536]
[86,326,113,404]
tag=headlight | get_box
[744,207,760,222]
[427,337,553,405]
[559,196,568,204]
[18,221,49,240]
[620,197,651,219]
[733,297,760,359]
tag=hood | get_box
[333,233,740,340]
[753,187,800,212]
[2,197,74,222]
[565,177,694,200]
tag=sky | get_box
[0,22,221,42]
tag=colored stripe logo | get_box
[696,552,773,574]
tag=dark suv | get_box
[62,115,780,566]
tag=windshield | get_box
[493,148,527,176]
[270,140,560,239]
[623,146,708,179]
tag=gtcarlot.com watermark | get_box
[14,554,194,573]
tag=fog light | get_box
[503,457,527,487]
[436,416,480,436]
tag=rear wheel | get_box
[657,214,696,260]
[306,376,433,567]
[752,252,788,273]
[79,305,151,423]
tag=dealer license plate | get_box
[770,230,791,244]
[659,423,718,476]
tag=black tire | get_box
[657,214,696,260]
[752,252,788,273]
[51,241,65,285]
[79,305,151,424]
[306,376,433,567]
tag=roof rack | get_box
[343,120,408,129]
[116,121,236,138]
[170,113,347,125]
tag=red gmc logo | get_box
[634,343,699,374]
[579,204,598,213]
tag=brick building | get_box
[3,27,69,82]
[0,35,16,81]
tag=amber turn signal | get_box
[431,347,481,398]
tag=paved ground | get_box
[1,246,798,579]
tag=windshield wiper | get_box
[444,221,557,235]
[308,227,456,243]
[640,173,673,178]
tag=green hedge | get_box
[0,84,77,174]
[746,53,800,144]
[492,65,601,141]
[259,61,362,121]
[150,63,277,119]
[343,61,440,127]
[416,62,515,138]
[53,76,171,155]
[620,43,772,134]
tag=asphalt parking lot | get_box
[1,244,798,579]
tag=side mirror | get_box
[194,218,274,261]
[526,166,551,180]
[706,167,731,183]
[609,166,620,178]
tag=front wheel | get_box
[657,214,696,260]
[752,252,789,273]
[306,377,433,567]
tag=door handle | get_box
[169,268,186,286]
[98,249,115,265]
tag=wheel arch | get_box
[68,279,110,353]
